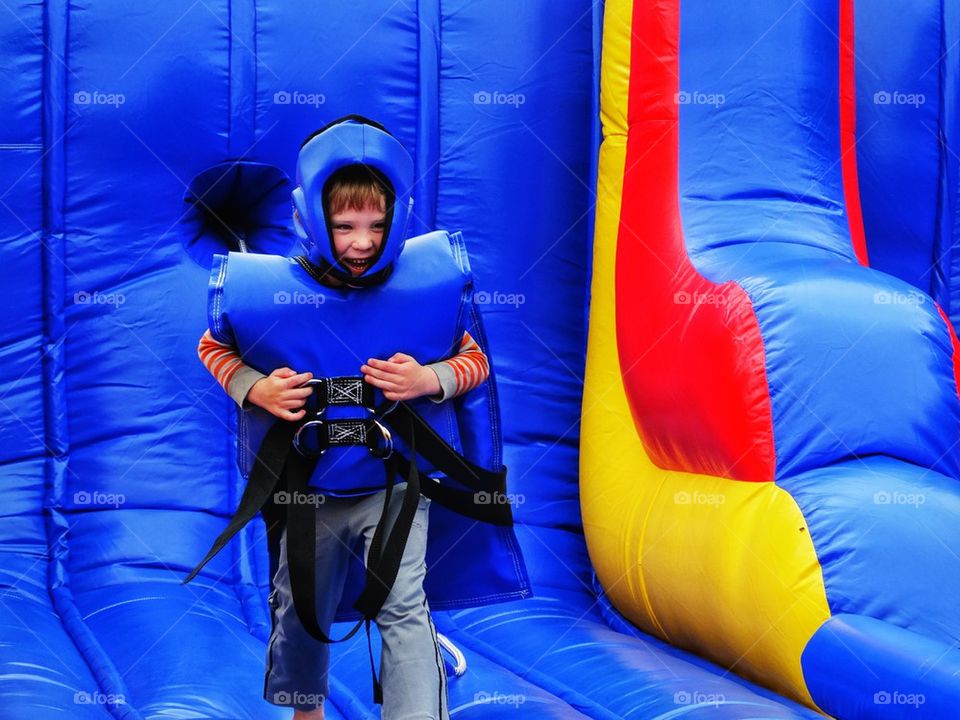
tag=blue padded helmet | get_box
[292,115,415,285]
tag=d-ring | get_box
[293,419,327,457]
[368,419,394,459]
[300,377,327,417]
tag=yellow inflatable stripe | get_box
[581,0,832,709]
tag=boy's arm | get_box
[200,327,488,407]
[197,329,266,408]
[425,330,490,403]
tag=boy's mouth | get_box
[341,257,372,273]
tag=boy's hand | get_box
[246,367,314,420]
[361,353,440,401]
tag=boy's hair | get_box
[323,164,390,217]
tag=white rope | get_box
[436,632,467,676]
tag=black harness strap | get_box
[387,400,507,494]
[407,459,512,525]
[312,375,377,408]
[183,377,514,704]
[387,401,513,525]
[182,419,297,585]
[354,419,422,620]
[284,410,421,703]
[282,438,364,641]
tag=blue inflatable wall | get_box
[856,0,960,323]
[2,1,957,719]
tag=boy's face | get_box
[330,202,386,276]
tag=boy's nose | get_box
[353,233,375,250]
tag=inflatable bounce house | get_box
[3,0,959,717]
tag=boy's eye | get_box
[372,222,385,231]
[334,224,351,231]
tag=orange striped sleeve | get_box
[437,330,489,397]
[198,328,246,392]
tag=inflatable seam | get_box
[40,1,143,717]
[208,253,230,344]
[414,0,441,234]
[931,0,952,313]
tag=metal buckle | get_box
[300,377,327,417]
[292,378,329,457]
[362,398,395,459]
[367,419,393,459]
[293,419,327,457]
[291,377,396,459]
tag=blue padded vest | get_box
[210,230,475,496]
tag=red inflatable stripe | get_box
[614,0,776,482]
[840,0,869,266]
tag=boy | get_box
[196,117,490,719]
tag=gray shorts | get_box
[263,482,449,719]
